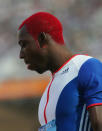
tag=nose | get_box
[19,49,25,59]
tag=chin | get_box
[36,68,46,74]
[27,65,46,74]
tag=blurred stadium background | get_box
[0,0,102,130]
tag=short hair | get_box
[18,12,65,45]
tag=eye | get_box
[19,41,27,48]
[22,43,27,48]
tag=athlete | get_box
[18,12,102,131]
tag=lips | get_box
[27,64,31,69]
[24,59,32,69]
[24,59,30,64]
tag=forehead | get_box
[18,25,33,41]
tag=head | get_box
[18,12,65,73]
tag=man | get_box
[18,12,102,131]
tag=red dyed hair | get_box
[18,12,65,45]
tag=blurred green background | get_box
[0,0,102,131]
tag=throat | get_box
[48,52,74,74]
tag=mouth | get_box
[25,62,32,69]
[23,58,37,70]
[24,60,31,68]
[27,64,31,69]
[24,59,30,64]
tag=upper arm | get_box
[78,58,102,109]
[88,105,102,131]
[78,58,102,130]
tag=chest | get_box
[38,65,79,126]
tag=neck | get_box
[48,45,74,74]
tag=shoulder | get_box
[78,57,102,77]
[72,54,92,70]
[78,57,102,87]
[80,57,102,72]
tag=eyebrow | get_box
[19,40,28,45]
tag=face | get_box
[18,26,49,73]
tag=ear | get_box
[38,32,47,48]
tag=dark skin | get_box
[18,26,102,131]
[18,26,73,73]
[88,106,102,131]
